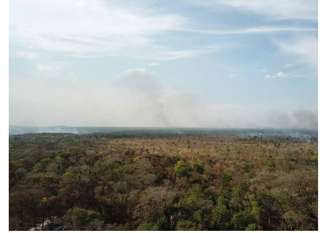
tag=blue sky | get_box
[10,0,318,128]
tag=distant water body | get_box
[9,126,317,140]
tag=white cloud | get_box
[275,36,318,65]
[184,0,317,20]
[11,0,187,58]
[157,45,227,61]
[264,71,287,79]
[11,0,186,37]
[147,62,160,67]
[11,0,315,61]
[264,69,313,80]
[14,51,38,60]
[36,63,60,74]
[180,26,315,36]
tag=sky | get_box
[9,0,318,129]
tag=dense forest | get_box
[9,133,317,230]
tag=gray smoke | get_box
[10,69,317,129]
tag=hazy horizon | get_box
[10,0,318,129]
[9,124,318,130]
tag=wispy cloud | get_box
[177,26,316,36]
[184,0,317,20]
[11,0,316,61]
[156,45,229,61]
[275,36,318,65]
[11,0,187,59]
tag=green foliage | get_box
[211,196,229,229]
[14,167,27,180]
[222,170,233,185]
[176,220,198,230]
[137,222,159,230]
[178,185,203,209]
[63,207,103,230]
[192,158,205,173]
[245,223,258,230]
[174,160,191,177]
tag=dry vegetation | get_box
[9,134,317,230]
